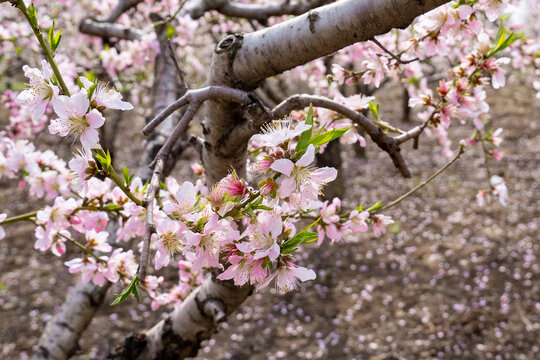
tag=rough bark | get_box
[35,282,112,360]
[232,0,450,88]
[108,271,252,359]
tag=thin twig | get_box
[152,1,186,26]
[376,143,466,213]
[371,37,419,65]
[167,41,187,92]
[137,158,164,283]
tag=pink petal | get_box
[278,177,296,199]
[80,128,99,151]
[294,266,316,281]
[52,96,71,118]
[296,144,315,167]
[86,109,105,129]
[32,100,48,122]
[270,159,294,177]
[71,90,90,116]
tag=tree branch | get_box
[108,270,252,359]
[232,0,450,88]
[272,94,412,178]
[216,0,330,20]
[79,17,142,40]
[137,158,164,283]
[104,0,144,23]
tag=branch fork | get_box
[143,86,253,168]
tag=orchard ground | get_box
[0,82,538,360]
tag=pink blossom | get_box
[68,150,95,192]
[272,261,316,293]
[217,254,266,287]
[79,76,133,111]
[85,229,112,253]
[163,181,199,219]
[252,120,311,148]
[15,60,60,121]
[106,249,137,282]
[372,214,394,236]
[64,256,108,286]
[154,219,186,270]
[220,170,248,198]
[237,211,282,260]
[49,89,105,152]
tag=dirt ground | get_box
[0,83,539,360]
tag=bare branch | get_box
[371,37,419,64]
[79,17,141,40]
[272,94,412,178]
[377,143,466,213]
[232,0,450,88]
[104,0,144,23]
[144,87,251,136]
[137,158,164,283]
[218,0,330,20]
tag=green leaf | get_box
[166,23,175,39]
[103,203,124,211]
[281,230,318,250]
[488,23,523,57]
[48,21,55,50]
[106,150,112,169]
[27,3,38,27]
[52,33,62,52]
[366,201,383,212]
[111,277,140,305]
[295,104,314,156]
[122,166,130,185]
[309,128,349,147]
[87,83,98,101]
[368,100,379,120]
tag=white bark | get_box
[109,271,252,359]
[233,0,450,88]
[35,282,111,359]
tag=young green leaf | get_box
[368,100,379,120]
[111,277,140,305]
[367,201,383,212]
[295,104,314,156]
[309,128,349,147]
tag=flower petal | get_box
[296,144,315,167]
[270,159,294,177]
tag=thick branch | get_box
[137,158,164,283]
[104,0,144,23]
[216,0,330,20]
[79,17,141,40]
[233,0,450,88]
[109,271,252,359]
[35,282,111,360]
[272,94,412,178]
